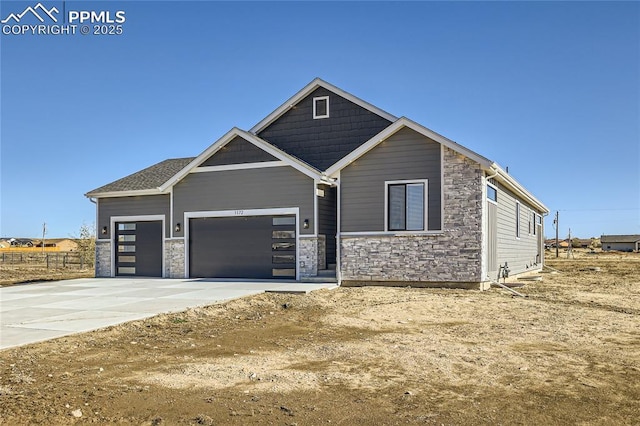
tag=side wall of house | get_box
[340,145,484,287]
[602,242,637,252]
[494,181,544,276]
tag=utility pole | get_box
[42,222,47,255]
[553,211,559,258]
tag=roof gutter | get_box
[488,164,549,213]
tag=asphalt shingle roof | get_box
[600,234,640,243]
[86,157,195,195]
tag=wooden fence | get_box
[0,251,91,269]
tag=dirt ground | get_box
[1,251,638,425]
[0,265,93,287]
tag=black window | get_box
[516,202,521,238]
[487,185,497,202]
[313,96,329,119]
[388,182,425,231]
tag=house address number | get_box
[234,210,244,216]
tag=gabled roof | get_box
[86,79,547,213]
[325,117,493,176]
[600,234,640,243]
[85,158,195,197]
[249,78,397,134]
[158,128,324,192]
[325,117,549,214]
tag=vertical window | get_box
[313,96,329,119]
[516,202,521,238]
[532,212,536,235]
[487,184,497,202]
[387,181,426,231]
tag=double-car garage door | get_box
[189,215,297,279]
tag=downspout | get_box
[486,167,499,182]
[89,197,98,238]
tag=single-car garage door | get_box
[115,221,163,277]
[189,215,296,279]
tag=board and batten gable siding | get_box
[98,195,170,239]
[494,182,543,275]
[200,136,278,167]
[173,166,315,236]
[258,87,392,171]
[340,127,442,232]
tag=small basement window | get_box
[313,96,329,119]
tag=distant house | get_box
[577,238,597,248]
[600,235,640,252]
[9,238,33,247]
[34,239,79,252]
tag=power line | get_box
[556,208,639,212]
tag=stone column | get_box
[166,239,185,278]
[299,237,318,277]
[95,240,111,277]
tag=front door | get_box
[115,221,163,277]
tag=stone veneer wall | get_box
[95,240,111,277]
[317,235,326,271]
[166,239,185,278]
[299,237,318,277]
[340,147,484,286]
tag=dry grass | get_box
[0,251,638,425]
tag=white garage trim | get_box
[184,207,300,280]
[109,215,166,278]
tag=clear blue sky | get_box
[1,1,638,240]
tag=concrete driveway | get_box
[0,278,336,350]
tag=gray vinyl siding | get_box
[97,195,170,240]
[318,186,337,265]
[173,166,315,236]
[258,87,392,170]
[200,136,278,167]
[494,183,544,275]
[341,127,441,232]
[602,242,638,251]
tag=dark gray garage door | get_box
[189,215,296,279]
[115,221,163,277]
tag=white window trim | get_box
[487,182,498,205]
[313,96,330,119]
[110,215,166,278]
[183,207,300,280]
[384,179,429,233]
